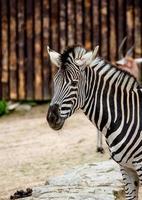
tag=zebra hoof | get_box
[96,147,105,154]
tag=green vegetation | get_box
[0,100,7,116]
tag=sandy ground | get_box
[0,104,141,199]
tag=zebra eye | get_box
[71,80,78,87]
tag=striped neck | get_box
[82,58,139,135]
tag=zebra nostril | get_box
[51,112,58,123]
[47,104,65,130]
[47,104,60,124]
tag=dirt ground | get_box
[0,104,141,199]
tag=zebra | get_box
[47,45,142,200]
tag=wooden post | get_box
[109,0,117,62]
[9,0,17,100]
[75,0,83,45]
[42,0,51,100]
[59,0,66,51]
[84,0,91,50]
[82,0,85,45]
[51,0,59,51]
[34,0,42,100]
[134,1,141,57]
[25,0,34,100]
[17,0,25,100]
[0,0,2,99]
[134,1,142,80]
[1,0,9,99]
[126,0,135,55]
[117,0,126,54]
[67,0,75,46]
[50,0,59,81]
[101,0,108,58]
[91,0,99,49]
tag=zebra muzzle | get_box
[47,104,65,130]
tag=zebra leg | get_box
[96,130,104,154]
[120,166,139,200]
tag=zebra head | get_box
[47,45,99,130]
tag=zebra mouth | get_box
[49,117,65,130]
[47,104,67,130]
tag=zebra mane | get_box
[60,45,86,67]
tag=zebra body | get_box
[47,46,142,200]
[84,58,142,166]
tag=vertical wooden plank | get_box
[98,0,102,55]
[17,0,25,100]
[118,0,126,54]
[50,0,59,80]
[34,0,42,100]
[67,0,75,46]
[82,0,85,45]
[141,3,142,57]
[101,0,108,58]
[59,0,66,50]
[91,0,99,48]
[75,0,83,45]
[51,0,59,52]
[9,0,17,100]
[42,0,51,100]
[126,0,135,54]
[0,0,2,99]
[134,0,141,57]
[84,0,91,49]
[106,0,110,60]
[25,0,34,100]
[1,0,9,99]
[109,0,117,62]
[74,0,77,44]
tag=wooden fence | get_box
[0,0,142,100]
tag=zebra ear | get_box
[75,46,99,69]
[92,45,99,60]
[116,58,126,65]
[47,46,61,67]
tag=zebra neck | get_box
[81,58,139,136]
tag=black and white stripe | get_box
[48,46,142,200]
